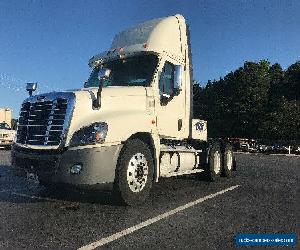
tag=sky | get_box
[0,0,300,118]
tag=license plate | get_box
[26,172,39,184]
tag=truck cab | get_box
[12,15,234,205]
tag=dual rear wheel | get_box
[207,142,234,181]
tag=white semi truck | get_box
[0,108,16,148]
[12,14,235,205]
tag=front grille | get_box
[17,98,68,146]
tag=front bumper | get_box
[11,144,123,190]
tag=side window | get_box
[159,62,175,96]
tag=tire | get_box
[222,143,233,177]
[232,157,237,171]
[114,139,154,206]
[206,142,222,181]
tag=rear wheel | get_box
[223,143,233,177]
[114,139,154,206]
[207,142,222,181]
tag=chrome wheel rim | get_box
[227,151,233,170]
[214,151,221,174]
[127,153,148,193]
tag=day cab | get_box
[12,15,235,205]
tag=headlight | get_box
[69,122,108,147]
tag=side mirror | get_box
[26,82,37,97]
[174,65,183,92]
[93,68,111,109]
[97,68,111,81]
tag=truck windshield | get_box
[84,54,158,88]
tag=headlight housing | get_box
[69,122,108,147]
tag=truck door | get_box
[156,60,186,139]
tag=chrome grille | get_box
[17,98,68,146]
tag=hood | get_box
[17,86,152,148]
[65,86,151,145]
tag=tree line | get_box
[193,60,300,142]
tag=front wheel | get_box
[114,139,154,206]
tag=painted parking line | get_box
[0,189,28,194]
[234,152,300,157]
[78,185,240,250]
[10,192,62,202]
[0,189,63,203]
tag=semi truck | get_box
[0,108,16,148]
[12,14,235,205]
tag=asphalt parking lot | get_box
[0,150,299,249]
